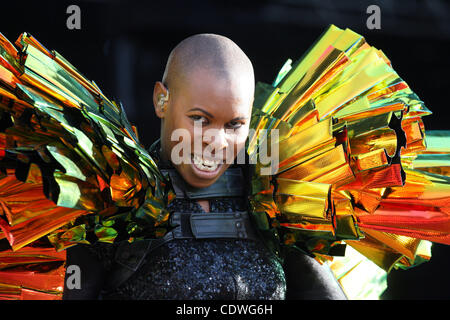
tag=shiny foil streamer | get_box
[0,31,172,299]
[249,25,450,298]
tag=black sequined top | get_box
[103,197,287,300]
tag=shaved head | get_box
[162,33,254,93]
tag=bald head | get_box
[162,33,254,93]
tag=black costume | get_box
[63,141,346,300]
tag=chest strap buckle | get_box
[169,211,258,241]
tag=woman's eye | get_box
[189,115,208,124]
[226,121,243,129]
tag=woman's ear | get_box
[153,81,169,119]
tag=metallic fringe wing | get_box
[0,32,173,299]
[248,24,450,298]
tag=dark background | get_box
[2,0,450,299]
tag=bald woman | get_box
[63,34,347,300]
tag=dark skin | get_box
[153,68,254,212]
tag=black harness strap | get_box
[103,211,259,291]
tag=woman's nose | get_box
[203,128,229,152]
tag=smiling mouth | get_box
[191,153,223,173]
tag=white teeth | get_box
[192,154,221,172]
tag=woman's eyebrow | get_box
[230,116,249,121]
[187,108,249,121]
[187,108,214,118]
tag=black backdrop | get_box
[2,0,450,299]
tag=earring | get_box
[158,91,169,111]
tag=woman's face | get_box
[154,68,254,188]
